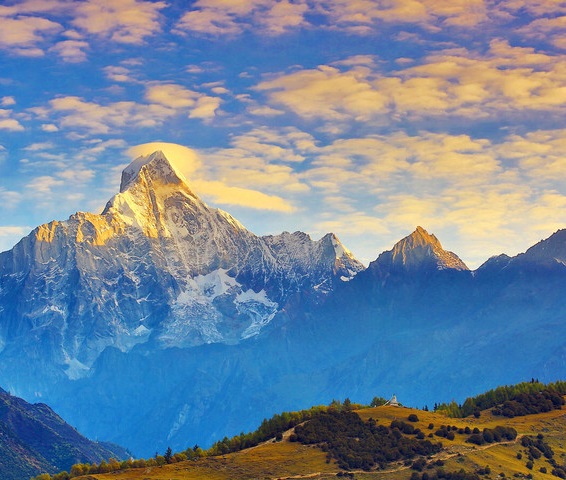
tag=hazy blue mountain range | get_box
[0,387,128,480]
[0,151,565,457]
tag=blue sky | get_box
[1,0,566,268]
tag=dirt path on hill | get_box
[274,434,524,480]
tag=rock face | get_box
[373,226,469,273]
[1,150,566,459]
[0,151,362,380]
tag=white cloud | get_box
[101,65,136,83]
[127,140,298,213]
[49,39,89,62]
[0,108,24,131]
[247,105,285,116]
[127,142,203,179]
[0,13,62,55]
[189,96,222,119]
[0,225,30,253]
[173,0,497,37]
[229,126,315,163]
[41,123,59,132]
[256,64,388,122]
[1,96,15,106]
[23,142,54,151]
[0,119,24,131]
[260,0,309,34]
[26,175,65,195]
[192,179,297,212]
[145,84,222,119]
[0,0,165,58]
[0,225,28,237]
[0,187,21,209]
[41,85,222,135]
[71,0,166,44]
[255,43,566,130]
[175,0,312,36]
[145,84,200,109]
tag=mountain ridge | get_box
[0,151,364,377]
[1,150,566,457]
[0,387,128,480]
[367,225,469,278]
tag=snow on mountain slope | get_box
[3,173,566,459]
[0,151,364,379]
[263,231,364,293]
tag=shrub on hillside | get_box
[437,380,566,418]
[293,410,442,471]
[465,426,516,446]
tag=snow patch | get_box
[41,305,65,315]
[240,309,277,339]
[168,403,190,440]
[238,288,278,339]
[133,325,151,336]
[340,268,359,282]
[162,271,279,347]
[217,209,246,231]
[313,279,331,292]
[235,288,276,306]
[190,268,239,300]
[331,234,353,259]
[65,358,90,380]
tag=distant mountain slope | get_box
[1,150,566,458]
[0,387,128,480]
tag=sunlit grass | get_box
[79,400,566,480]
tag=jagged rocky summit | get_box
[368,225,468,276]
[0,151,363,379]
[1,149,566,458]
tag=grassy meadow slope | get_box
[73,400,566,480]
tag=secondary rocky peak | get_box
[393,226,468,271]
[319,232,356,261]
[370,227,468,274]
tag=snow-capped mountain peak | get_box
[102,151,204,239]
[119,150,190,193]
[320,233,351,259]
[0,149,365,375]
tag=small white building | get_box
[385,394,400,407]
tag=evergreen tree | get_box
[164,446,173,464]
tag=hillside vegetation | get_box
[32,381,566,480]
[0,388,128,480]
[435,381,566,418]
